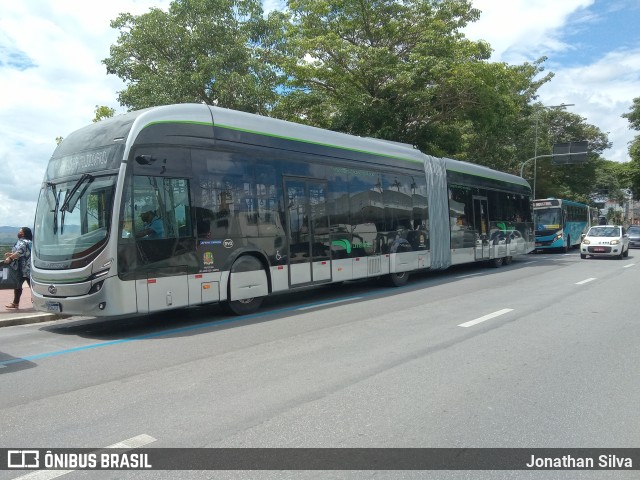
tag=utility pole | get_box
[531,103,574,199]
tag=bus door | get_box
[284,178,331,286]
[472,196,490,260]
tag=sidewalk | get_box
[0,287,62,328]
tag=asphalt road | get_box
[1,251,639,479]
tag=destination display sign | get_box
[532,199,560,208]
[46,145,123,179]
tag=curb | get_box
[0,313,65,328]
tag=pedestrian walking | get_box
[3,226,33,309]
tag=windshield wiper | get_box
[60,174,94,234]
[61,173,93,213]
[47,182,60,235]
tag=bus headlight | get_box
[88,280,105,294]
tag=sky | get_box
[1,0,639,228]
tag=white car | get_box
[580,225,630,259]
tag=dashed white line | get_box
[575,278,596,285]
[455,272,485,279]
[11,434,157,480]
[297,298,360,311]
[458,308,513,328]
[623,263,635,268]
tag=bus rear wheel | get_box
[385,271,410,287]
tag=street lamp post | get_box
[530,103,574,199]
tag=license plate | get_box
[45,302,61,313]
[593,247,606,252]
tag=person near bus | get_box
[3,227,33,309]
[137,208,165,239]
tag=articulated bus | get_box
[32,104,534,317]
[533,198,594,252]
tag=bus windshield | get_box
[34,174,117,264]
[535,207,562,229]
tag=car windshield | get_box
[588,227,620,237]
[34,174,117,262]
[628,226,640,234]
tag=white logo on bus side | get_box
[223,239,234,248]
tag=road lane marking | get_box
[455,272,485,279]
[458,308,513,328]
[623,263,635,268]
[11,434,157,480]
[575,278,596,285]
[297,297,361,311]
[106,434,156,449]
[0,291,381,367]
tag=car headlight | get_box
[610,239,620,245]
[582,238,590,245]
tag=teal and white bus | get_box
[31,104,534,317]
[533,198,594,252]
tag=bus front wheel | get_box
[225,296,264,315]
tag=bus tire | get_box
[563,237,570,253]
[504,256,513,265]
[225,296,264,315]
[490,257,503,268]
[385,271,410,287]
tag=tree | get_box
[622,97,640,199]
[524,106,610,201]
[93,105,115,122]
[103,0,288,114]
[278,0,551,167]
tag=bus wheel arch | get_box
[384,240,412,287]
[224,253,269,315]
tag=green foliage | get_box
[623,97,640,199]
[524,106,610,201]
[93,105,115,122]
[279,0,550,167]
[103,0,288,113]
